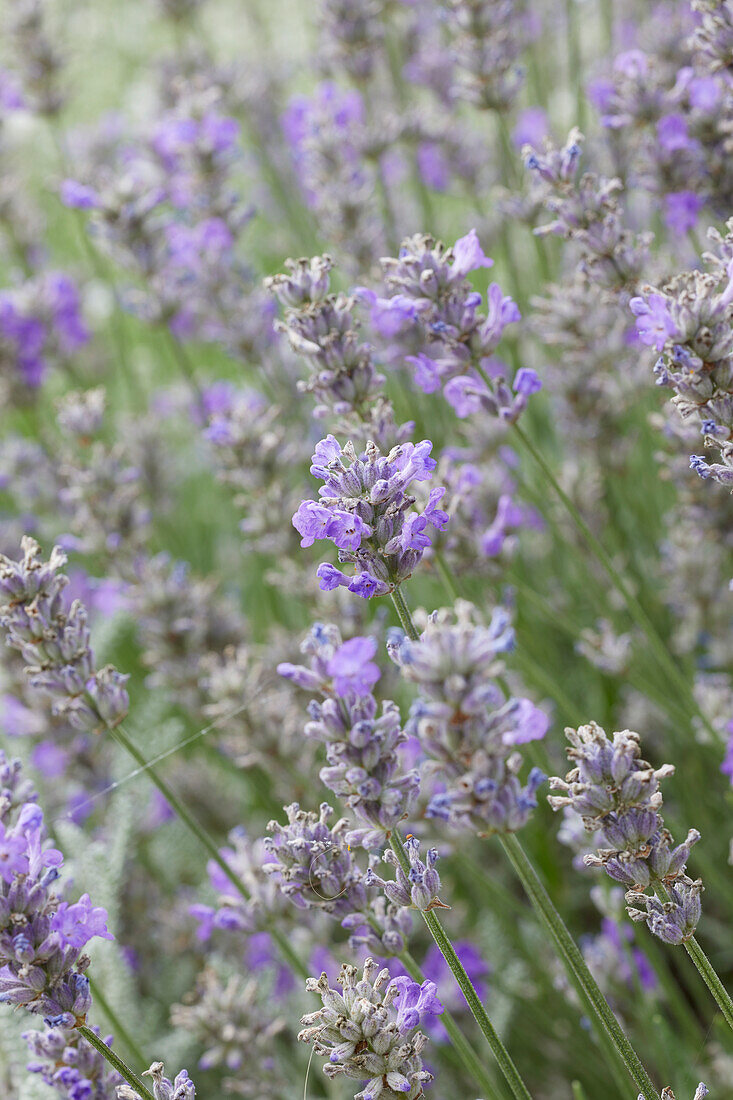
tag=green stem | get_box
[628,927,705,1048]
[392,576,635,1092]
[499,833,658,1100]
[434,549,460,602]
[381,25,435,232]
[107,723,307,980]
[87,977,147,1066]
[390,831,533,1100]
[496,112,520,189]
[511,423,722,747]
[654,882,733,1033]
[164,332,206,416]
[398,948,501,1099]
[565,0,586,129]
[683,935,733,1032]
[48,124,137,404]
[390,586,420,641]
[77,1024,153,1099]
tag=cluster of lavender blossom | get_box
[60,88,276,363]
[359,229,539,422]
[631,224,733,486]
[389,601,548,833]
[293,436,448,599]
[550,723,703,946]
[0,273,88,401]
[0,750,111,1024]
[0,751,128,1100]
[299,959,440,1100]
[278,625,419,845]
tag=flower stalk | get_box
[390,830,534,1100]
[77,1025,154,1100]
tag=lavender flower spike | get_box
[361,231,530,421]
[294,436,448,599]
[0,752,113,1025]
[278,623,419,847]
[549,723,703,944]
[390,601,548,835]
[299,957,440,1099]
[366,836,449,913]
[630,221,733,486]
[25,1023,122,1098]
[117,1062,196,1099]
[267,254,411,447]
[263,802,367,918]
[0,537,129,732]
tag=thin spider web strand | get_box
[48,686,292,827]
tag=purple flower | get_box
[50,895,114,949]
[25,1023,122,1099]
[614,49,648,79]
[347,572,390,599]
[406,353,441,394]
[326,637,380,697]
[416,142,450,191]
[292,501,333,547]
[316,563,351,591]
[59,180,99,209]
[722,723,733,785]
[0,821,29,883]
[423,486,449,531]
[389,975,444,1032]
[484,282,521,334]
[688,75,721,111]
[451,229,494,278]
[296,435,446,598]
[325,510,371,552]
[0,760,112,1025]
[550,723,703,942]
[443,374,489,417]
[395,439,438,483]
[0,70,24,110]
[588,77,615,114]
[301,958,434,1092]
[279,624,419,837]
[664,191,705,236]
[364,293,421,338]
[630,294,678,351]
[513,367,542,396]
[200,112,239,153]
[0,696,45,738]
[657,114,696,154]
[309,434,343,477]
[365,232,524,418]
[503,699,550,745]
[29,741,68,779]
[391,603,546,834]
[512,107,549,149]
[399,513,432,552]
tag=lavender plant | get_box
[1,1,732,1098]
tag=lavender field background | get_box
[0,1,731,1099]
